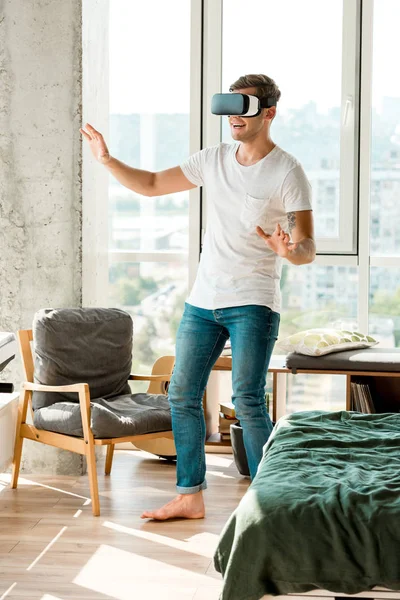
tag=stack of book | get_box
[350,381,375,413]
[219,400,238,441]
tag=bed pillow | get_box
[277,328,378,357]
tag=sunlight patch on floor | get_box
[136,449,169,460]
[206,469,235,479]
[103,521,218,559]
[100,485,170,498]
[73,544,220,600]
[0,582,17,599]
[185,532,220,546]
[0,474,90,501]
[27,526,67,571]
[205,455,233,467]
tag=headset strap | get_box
[259,97,277,108]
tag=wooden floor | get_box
[0,449,249,599]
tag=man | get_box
[80,73,315,521]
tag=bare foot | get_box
[141,491,205,521]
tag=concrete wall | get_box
[0,0,84,474]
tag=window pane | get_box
[109,0,191,366]
[109,261,187,370]
[109,188,188,252]
[278,264,358,413]
[370,0,400,256]
[286,374,346,414]
[109,2,190,247]
[370,267,400,347]
[278,264,358,343]
[222,0,343,242]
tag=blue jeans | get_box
[168,302,280,493]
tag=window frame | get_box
[83,0,400,345]
[203,0,361,255]
[96,0,203,302]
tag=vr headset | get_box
[211,93,277,117]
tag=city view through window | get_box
[108,103,400,350]
[109,0,400,412]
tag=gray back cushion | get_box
[33,308,132,410]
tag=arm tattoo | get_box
[287,212,296,232]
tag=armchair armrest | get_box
[129,374,171,382]
[22,381,93,443]
[23,382,88,393]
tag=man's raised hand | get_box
[256,223,298,258]
[80,123,111,165]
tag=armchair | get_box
[11,308,175,516]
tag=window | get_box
[286,374,347,414]
[109,0,194,370]
[367,0,400,348]
[100,0,400,413]
[370,267,400,347]
[279,264,358,342]
[370,0,400,257]
[278,263,357,412]
[220,0,359,253]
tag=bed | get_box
[214,410,400,600]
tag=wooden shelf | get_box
[207,356,400,447]
[350,374,400,414]
[214,355,288,372]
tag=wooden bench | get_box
[211,348,400,438]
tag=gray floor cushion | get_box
[31,308,171,438]
[33,393,172,438]
[286,347,400,372]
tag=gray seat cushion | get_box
[286,347,400,373]
[33,393,172,438]
[32,308,171,438]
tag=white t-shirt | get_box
[180,142,312,313]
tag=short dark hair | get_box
[229,74,281,103]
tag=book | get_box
[350,381,375,413]
[351,382,362,411]
[219,401,236,418]
[219,411,238,433]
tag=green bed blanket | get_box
[214,410,400,600]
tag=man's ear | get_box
[264,106,276,122]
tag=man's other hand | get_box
[256,223,298,258]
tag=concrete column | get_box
[0,0,84,474]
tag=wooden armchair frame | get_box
[11,329,175,516]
